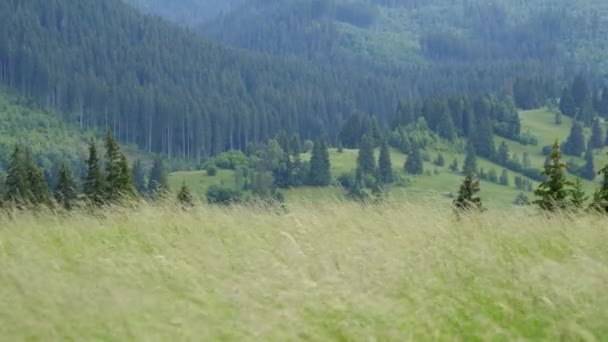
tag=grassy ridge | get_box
[1,202,607,340]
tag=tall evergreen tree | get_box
[132,160,147,195]
[578,96,595,127]
[589,118,604,150]
[570,178,588,209]
[377,139,393,184]
[571,75,589,109]
[307,139,331,186]
[54,162,78,210]
[471,113,495,158]
[582,148,596,181]
[453,171,483,213]
[590,163,608,213]
[4,144,28,205]
[463,141,477,174]
[357,134,376,177]
[148,157,170,196]
[534,140,573,212]
[116,154,137,199]
[499,169,510,186]
[599,86,608,117]
[104,130,123,202]
[563,121,586,156]
[559,87,576,117]
[84,139,105,206]
[404,145,424,175]
[497,141,510,165]
[23,149,52,207]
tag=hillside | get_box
[169,107,607,208]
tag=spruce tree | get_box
[463,141,477,174]
[54,162,78,210]
[449,158,459,172]
[523,152,532,169]
[499,169,510,186]
[453,171,483,213]
[590,163,608,213]
[578,96,595,127]
[589,118,604,150]
[148,157,170,196]
[116,154,137,199]
[104,130,123,202]
[582,148,596,181]
[132,159,147,195]
[571,75,589,109]
[84,139,105,206]
[377,139,393,184]
[4,144,28,205]
[307,139,331,186]
[23,149,52,207]
[559,87,576,117]
[570,178,588,209]
[404,145,424,175]
[177,182,194,208]
[435,153,445,167]
[599,86,608,117]
[357,134,376,176]
[563,121,586,156]
[533,140,573,212]
[497,141,510,165]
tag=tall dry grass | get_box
[0,200,607,340]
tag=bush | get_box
[215,150,250,170]
[205,163,218,176]
[337,172,356,188]
[519,132,539,146]
[206,185,242,205]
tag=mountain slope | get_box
[0,0,405,160]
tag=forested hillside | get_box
[0,0,406,160]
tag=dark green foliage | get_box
[559,87,577,117]
[555,111,563,125]
[598,87,608,117]
[24,149,52,207]
[590,163,608,213]
[453,171,483,213]
[582,149,596,181]
[177,182,194,208]
[463,142,477,174]
[54,162,78,210]
[578,96,595,127]
[523,152,532,169]
[571,75,589,109]
[435,153,445,167]
[104,131,135,202]
[206,185,242,205]
[589,118,604,150]
[513,193,530,206]
[148,158,170,196]
[131,160,147,195]
[84,140,105,206]
[499,169,510,186]
[570,178,588,209]
[116,154,137,199]
[404,145,424,175]
[471,108,495,158]
[449,159,459,172]
[377,140,393,184]
[356,135,376,177]
[563,121,586,156]
[488,169,498,183]
[497,141,510,165]
[206,163,218,176]
[534,140,573,211]
[4,145,28,205]
[307,139,331,186]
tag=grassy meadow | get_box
[170,107,608,208]
[1,201,608,340]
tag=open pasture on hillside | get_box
[1,202,607,340]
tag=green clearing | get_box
[170,107,608,207]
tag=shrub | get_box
[206,185,242,205]
[206,163,218,176]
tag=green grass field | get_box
[170,107,608,208]
[1,202,607,340]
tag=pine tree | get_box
[54,162,78,210]
[582,148,596,181]
[453,171,483,213]
[589,118,604,150]
[404,145,424,175]
[499,169,510,186]
[578,96,595,127]
[570,178,588,209]
[534,140,573,212]
[599,86,608,117]
[148,157,170,196]
[116,154,137,199]
[563,121,586,156]
[559,87,576,117]
[377,139,393,184]
[497,141,510,165]
[104,130,123,202]
[572,75,589,108]
[307,139,331,186]
[555,111,562,125]
[23,149,52,207]
[177,182,194,208]
[449,158,459,172]
[523,152,532,169]
[435,153,445,167]
[463,141,477,174]
[357,134,376,176]
[590,163,608,213]
[132,160,147,195]
[84,139,105,206]
[4,144,28,205]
